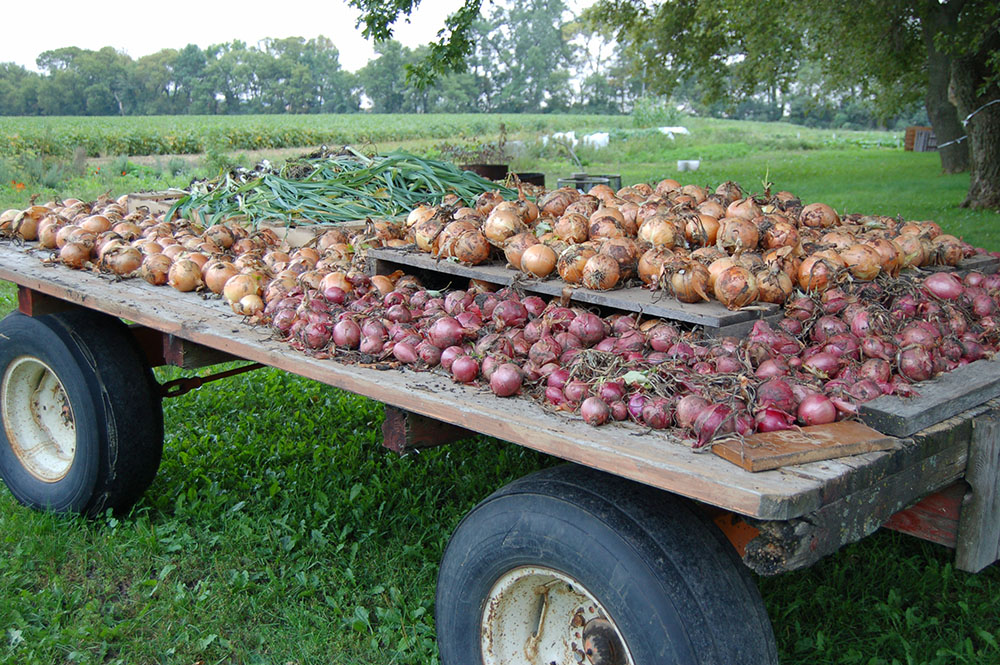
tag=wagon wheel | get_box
[0,309,163,516]
[435,464,777,664]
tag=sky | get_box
[1,0,469,73]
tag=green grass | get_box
[2,116,1000,664]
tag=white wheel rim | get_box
[482,565,635,665]
[2,356,77,482]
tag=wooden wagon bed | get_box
[2,243,996,574]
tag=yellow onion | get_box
[714,266,758,309]
[412,217,447,253]
[839,244,881,281]
[684,213,720,247]
[690,246,727,266]
[798,255,840,292]
[437,220,480,257]
[587,216,625,241]
[503,232,540,270]
[681,184,708,203]
[140,253,173,285]
[557,245,597,284]
[654,178,681,196]
[638,246,677,285]
[298,270,325,291]
[59,242,91,269]
[168,259,203,292]
[38,219,63,249]
[755,267,794,304]
[637,215,678,247]
[717,217,760,253]
[669,261,711,303]
[582,254,621,291]
[232,294,265,316]
[406,204,438,229]
[475,191,505,217]
[320,271,353,294]
[483,209,528,246]
[445,230,491,265]
[554,213,589,243]
[707,257,737,290]
[537,188,580,217]
[600,238,640,280]
[761,219,799,250]
[521,244,557,278]
[78,214,111,235]
[865,238,901,277]
[204,224,236,249]
[799,202,840,228]
[101,245,143,276]
[931,234,964,266]
[223,273,262,304]
[697,199,727,219]
[725,197,762,221]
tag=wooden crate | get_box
[904,126,936,152]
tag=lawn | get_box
[1,115,999,664]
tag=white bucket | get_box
[676,159,701,172]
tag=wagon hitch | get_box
[159,363,264,398]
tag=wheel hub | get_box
[2,356,77,482]
[481,566,634,665]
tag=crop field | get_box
[2,114,1000,664]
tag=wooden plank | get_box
[381,406,475,453]
[743,441,968,575]
[712,421,897,472]
[920,254,999,275]
[367,247,779,328]
[129,327,239,369]
[955,415,1000,572]
[882,481,966,548]
[859,357,1000,436]
[17,285,75,316]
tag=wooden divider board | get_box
[367,247,779,328]
[712,420,898,472]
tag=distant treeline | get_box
[0,0,923,130]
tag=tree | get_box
[579,0,999,209]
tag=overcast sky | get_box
[1,0,469,73]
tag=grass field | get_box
[2,115,1000,664]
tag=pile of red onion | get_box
[264,267,999,449]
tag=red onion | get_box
[361,318,387,340]
[811,316,850,344]
[786,296,816,321]
[940,338,963,362]
[610,400,628,421]
[271,308,297,335]
[692,404,735,447]
[392,340,418,364]
[481,355,500,381]
[323,285,347,305]
[506,329,532,357]
[861,335,896,361]
[529,336,563,366]
[667,341,695,362]
[581,396,611,426]
[451,355,479,383]
[674,394,710,429]
[778,317,803,336]
[754,407,795,433]
[897,322,941,349]
[824,333,861,360]
[522,295,547,318]
[848,379,883,402]
[543,306,576,332]
[332,319,361,349]
[802,352,840,378]
[598,381,625,403]
[898,347,934,382]
[569,312,606,347]
[455,310,483,334]
[410,290,430,309]
[560,348,582,365]
[547,368,570,390]
[646,324,680,352]
[615,330,645,354]
[563,380,590,404]
[890,294,919,319]
[492,300,528,329]
[973,293,996,317]
[490,363,523,397]
[923,272,964,300]
[416,340,442,366]
[523,319,548,343]
[755,358,789,378]
[849,310,872,338]
[383,291,407,307]
[714,355,742,373]
[756,378,797,412]
[692,361,714,374]
[642,397,673,429]
[554,332,583,352]
[546,385,569,406]
[538,362,561,377]
[359,334,384,355]
[961,338,988,361]
[860,358,891,383]
[627,393,649,421]
[444,290,472,314]
[475,333,514,359]
[646,351,669,365]
[521,361,542,383]
[594,337,617,352]
[797,394,837,426]
[964,271,985,288]
[440,345,465,371]
[982,273,1000,291]
[302,322,332,349]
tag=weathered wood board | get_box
[859,357,1000,437]
[955,416,1000,573]
[367,246,779,328]
[712,421,898,472]
[882,481,966,548]
[921,254,999,275]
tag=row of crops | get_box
[0,114,632,158]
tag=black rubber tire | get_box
[0,309,163,516]
[436,464,778,665]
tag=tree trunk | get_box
[949,53,1000,210]
[922,1,969,173]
